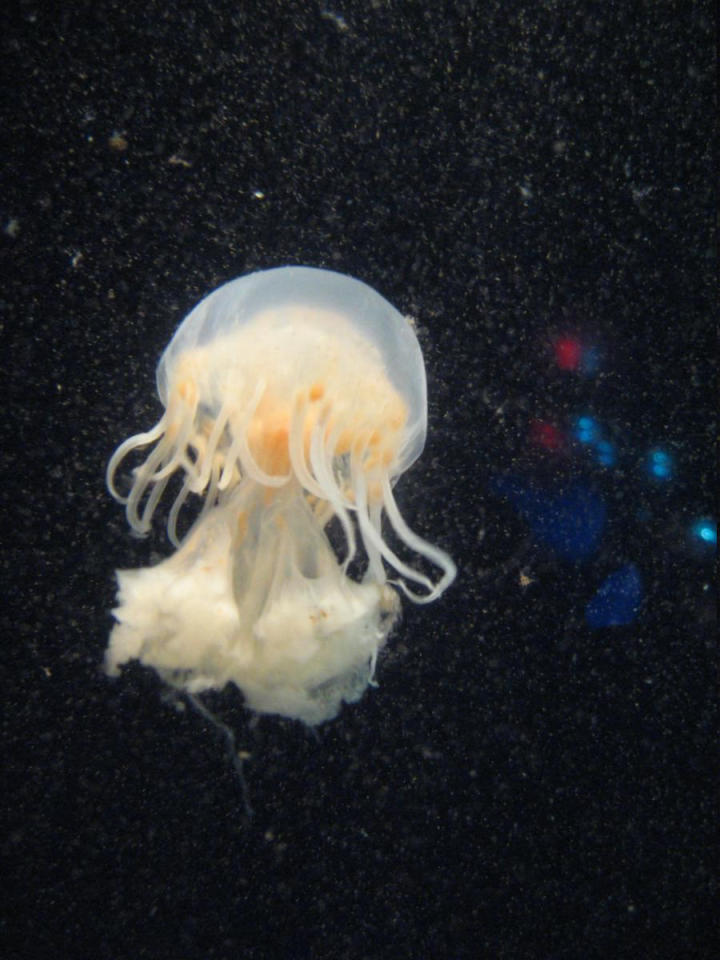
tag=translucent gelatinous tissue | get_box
[106,266,455,724]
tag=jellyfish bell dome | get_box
[157,266,428,476]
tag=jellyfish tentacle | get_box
[124,428,181,534]
[194,454,223,530]
[288,393,326,498]
[352,457,437,598]
[139,470,172,532]
[309,421,357,571]
[146,407,195,483]
[218,378,256,489]
[380,474,456,603]
[180,433,207,490]
[106,414,169,502]
[218,424,244,491]
[190,398,232,493]
[365,497,387,586]
[167,476,193,548]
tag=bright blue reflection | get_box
[691,518,716,547]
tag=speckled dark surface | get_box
[2,2,716,958]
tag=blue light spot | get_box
[574,415,599,445]
[585,564,643,628]
[648,448,673,480]
[595,439,616,467]
[691,518,716,547]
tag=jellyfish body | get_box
[106,267,455,724]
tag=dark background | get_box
[1,2,715,958]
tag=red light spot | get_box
[554,336,582,371]
[530,419,563,451]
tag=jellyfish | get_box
[106,266,456,725]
